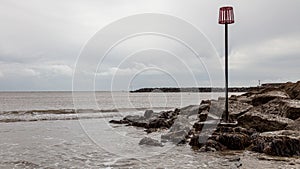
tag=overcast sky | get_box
[0,0,299,91]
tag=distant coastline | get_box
[130,87,257,93]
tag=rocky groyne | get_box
[110,81,300,157]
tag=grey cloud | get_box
[0,0,299,90]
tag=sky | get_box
[0,0,299,91]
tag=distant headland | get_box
[130,83,286,93]
[130,87,254,93]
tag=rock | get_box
[214,127,254,150]
[169,115,191,132]
[227,157,241,162]
[280,100,300,120]
[145,128,161,133]
[286,117,300,131]
[199,112,208,122]
[199,110,220,122]
[124,115,145,123]
[209,100,225,117]
[189,135,206,147]
[110,108,180,130]
[159,110,174,119]
[161,130,188,143]
[147,118,173,129]
[251,90,289,106]
[139,137,163,147]
[237,111,293,132]
[229,95,238,101]
[193,122,204,131]
[190,136,225,151]
[217,133,251,150]
[253,98,282,116]
[122,115,150,128]
[251,130,300,157]
[252,98,299,119]
[193,119,220,132]
[229,100,253,120]
[144,110,154,119]
[200,100,211,105]
[198,139,224,152]
[109,119,127,124]
[161,114,197,144]
[130,120,149,128]
[180,104,210,116]
[281,81,300,100]
[190,126,254,151]
[236,95,253,104]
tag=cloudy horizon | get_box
[0,0,299,91]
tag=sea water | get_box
[0,92,298,168]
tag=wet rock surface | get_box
[251,130,300,157]
[110,81,300,157]
[280,100,300,120]
[286,117,300,131]
[251,90,290,106]
[237,111,292,132]
[139,137,163,147]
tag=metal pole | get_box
[225,23,229,122]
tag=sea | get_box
[0,92,299,168]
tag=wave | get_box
[0,107,173,115]
[0,107,174,123]
[0,112,122,123]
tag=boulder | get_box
[199,112,208,122]
[124,115,145,123]
[228,100,253,120]
[169,115,192,132]
[161,130,188,144]
[109,119,127,124]
[251,90,290,106]
[193,122,204,131]
[147,118,173,129]
[253,98,282,116]
[130,120,149,128]
[209,100,225,117]
[190,127,254,151]
[144,128,159,133]
[192,120,219,131]
[281,81,300,100]
[251,130,300,157]
[199,110,221,122]
[122,115,150,128]
[159,110,174,119]
[214,127,254,150]
[139,137,163,147]
[217,133,251,150]
[189,134,209,149]
[280,100,300,120]
[286,117,300,131]
[237,111,293,132]
[198,139,224,152]
[180,104,210,116]
[236,95,253,104]
[144,110,154,119]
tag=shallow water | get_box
[0,119,299,168]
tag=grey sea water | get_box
[0,92,298,168]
